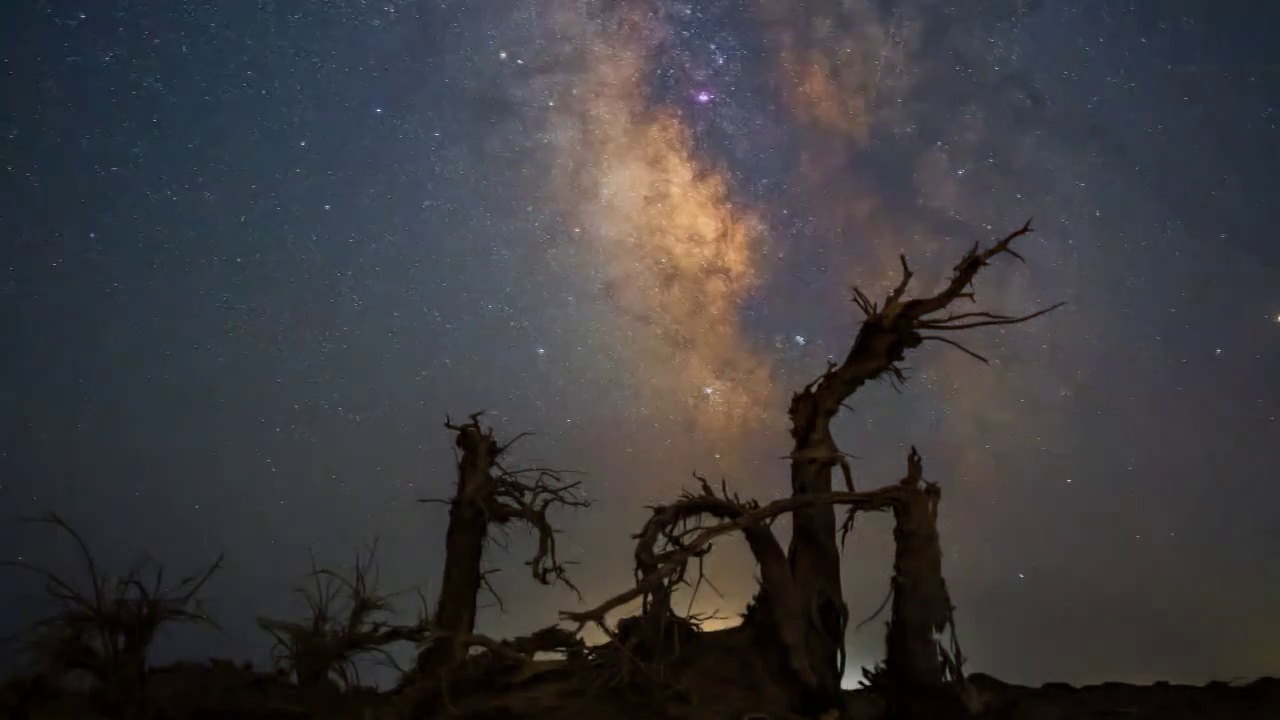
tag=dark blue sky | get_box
[3,0,1278,687]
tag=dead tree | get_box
[784,220,1059,700]
[257,542,428,690]
[620,476,819,684]
[881,448,960,693]
[561,456,958,700]
[416,412,588,676]
[845,446,968,720]
[563,222,1059,713]
[1,512,222,716]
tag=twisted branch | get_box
[800,220,1063,428]
[562,486,915,632]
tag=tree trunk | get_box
[417,424,498,674]
[882,450,967,719]
[778,224,1052,707]
[787,392,848,702]
[885,484,948,691]
[787,457,846,698]
[742,523,819,691]
[294,649,337,690]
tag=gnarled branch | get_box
[794,220,1062,443]
[559,476,929,692]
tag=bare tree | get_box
[415,412,589,676]
[2,512,222,716]
[0,222,1068,720]
[558,222,1059,715]
[370,222,1059,720]
[783,220,1058,701]
[257,542,428,690]
[559,453,959,698]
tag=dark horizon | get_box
[3,0,1278,688]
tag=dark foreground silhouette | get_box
[6,224,1275,719]
[4,652,1278,719]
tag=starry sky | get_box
[3,0,1279,688]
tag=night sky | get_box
[3,0,1279,688]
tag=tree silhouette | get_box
[398,222,1060,719]
[414,412,588,677]
[257,542,428,690]
[1,222,1063,720]
[2,512,222,717]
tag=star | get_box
[3,0,1277,694]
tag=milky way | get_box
[2,0,1279,686]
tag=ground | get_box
[5,653,1279,719]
